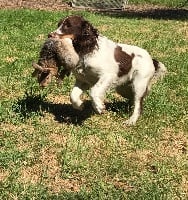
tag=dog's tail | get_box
[152,59,167,81]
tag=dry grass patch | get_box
[82,135,106,160]
[48,178,83,193]
[0,169,9,182]
[98,24,111,32]
[157,127,187,159]
[47,94,70,104]
[4,56,18,63]
[19,164,42,184]
[109,178,135,192]
[19,147,60,184]
[19,146,85,193]
[174,46,188,53]
[126,149,154,174]
[48,133,67,146]
[1,35,9,40]
[1,123,35,134]
[177,22,188,39]
[181,176,188,197]
[35,34,45,41]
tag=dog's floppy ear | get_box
[81,20,98,38]
[73,19,99,56]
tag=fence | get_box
[71,0,129,9]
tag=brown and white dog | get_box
[49,15,167,125]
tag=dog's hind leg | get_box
[125,75,150,126]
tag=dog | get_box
[48,15,167,125]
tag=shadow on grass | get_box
[12,93,94,125]
[106,100,132,116]
[99,7,188,20]
[12,92,132,125]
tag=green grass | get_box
[0,7,188,200]
[129,0,188,7]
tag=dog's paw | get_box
[124,118,137,126]
[72,102,84,111]
[92,102,106,114]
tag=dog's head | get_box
[48,15,99,56]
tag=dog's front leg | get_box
[70,80,88,110]
[90,76,113,114]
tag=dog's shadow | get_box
[12,93,94,125]
[13,92,132,125]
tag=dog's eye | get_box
[63,22,71,29]
[64,24,68,29]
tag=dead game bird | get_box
[32,37,79,87]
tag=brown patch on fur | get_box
[114,46,134,77]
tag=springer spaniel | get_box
[48,15,167,125]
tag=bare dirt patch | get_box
[0,0,70,10]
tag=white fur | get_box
[55,27,63,35]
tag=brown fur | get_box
[114,46,135,77]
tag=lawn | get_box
[130,0,187,7]
[0,7,187,199]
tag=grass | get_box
[129,0,188,7]
[0,6,188,200]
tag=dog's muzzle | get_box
[48,32,74,40]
